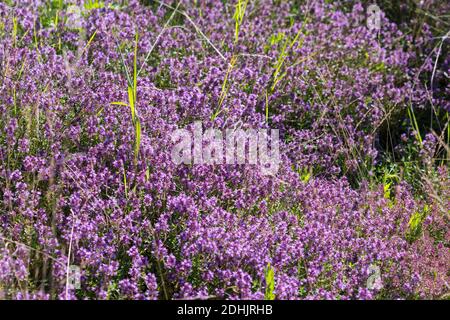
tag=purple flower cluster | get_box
[0,0,448,300]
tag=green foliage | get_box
[38,0,65,28]
[84,0,105,10]
[264,263,275,300]
[381,168,399,200]
[267,32,285,47]
[111,31,142,166]
[300,167,312,184]
[212,55,237,120]
[269,19,308,92]
[233,0,249,44]
[406,204,430,243]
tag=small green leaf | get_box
[406,205,430,242]
[128,86,135,121]
[383,182,391,199]
[134,118,141,163]
[265,263,275,300]
[110,101,128,106]
[301,169,311,184]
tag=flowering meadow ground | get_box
[0,0,448,300]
